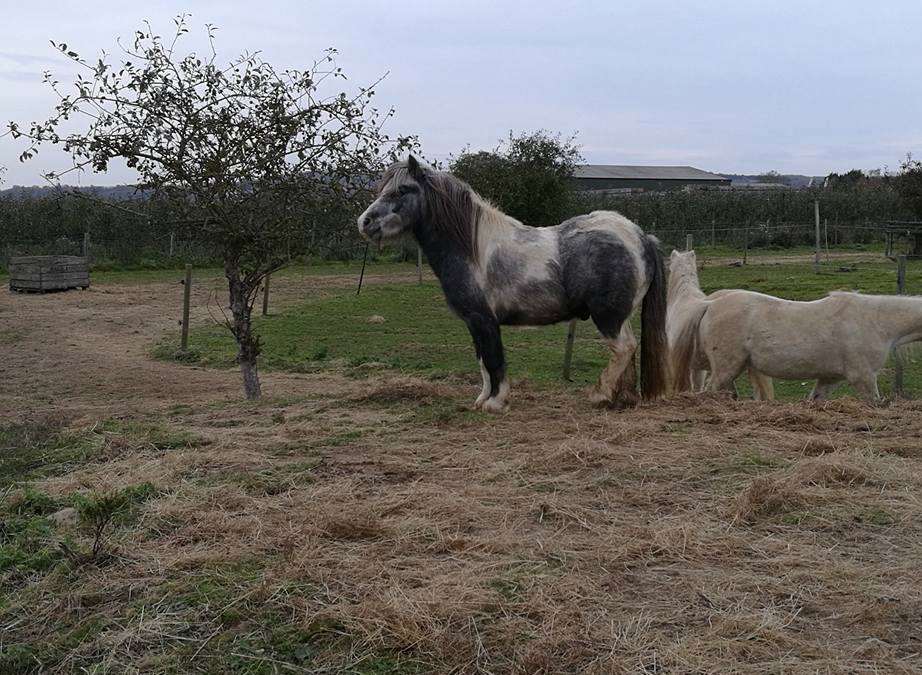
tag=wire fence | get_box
[1,220,907,270]
[647,221,891,258]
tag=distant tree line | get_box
[0,192,370,268]
[5,144,922,269]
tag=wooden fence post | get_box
[893,255,907,398]
[180,264,192,352]
[814,199,821,273]
[83,231,90,259]
[686,233,693,251]
[562,319,578,381]
[169,231,175,257]
[824,218,829,261]
[262,274,271,316]
[743,223,749,265]
[417,244,423,285]
[711,218,716,248]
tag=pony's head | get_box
[357,156,481,261]
[357,156,428,243]
[668,249,698,276]
[667,249,700,298]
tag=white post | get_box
[562,319,578,381]
[894,255,907,397]
[814,199,821,273]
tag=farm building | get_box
[573,164,731,192]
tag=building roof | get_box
[573,165,729,181]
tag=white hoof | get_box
[481,397,508,414]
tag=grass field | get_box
[167,257,922,401]
[3,251,922,673]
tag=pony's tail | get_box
[640,236,670,400]
[670,302,709,394]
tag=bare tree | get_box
[10,15,414,398]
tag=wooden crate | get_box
[9,255,90,292]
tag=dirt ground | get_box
[2,267,922,673]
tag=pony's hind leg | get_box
[847,371,881,403]
[692,369,709,392]
[748,368,774,401]
[589,322,639,409]
[706,352,747,396]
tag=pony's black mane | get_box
[381,162,482,263]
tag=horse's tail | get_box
[640,235,670,400]
[670,302,709,394]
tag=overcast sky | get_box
[1,0,921,185]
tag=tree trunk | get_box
[239,356,261,400]
[226,259,262,400]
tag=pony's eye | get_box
[398,185,416,196]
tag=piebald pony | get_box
[358,156,669,412]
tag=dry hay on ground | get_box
[2,278,922,672]
[7,389,922,673]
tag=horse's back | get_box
[701,290,863,379]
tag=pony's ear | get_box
[407,155,424,180]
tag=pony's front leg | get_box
[808,378,839,401]
[466,312,509,413]
[474,360,491,408]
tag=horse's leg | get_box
[611,350,638,404]
[465,312,509,413]
[474,359,491,408]
[847,371,881,403]
[589,321,639,409]
[706,351,747,396]
[692,369,708,392]
[808,378,839,401]
[748,368,774,401]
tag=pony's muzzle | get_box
[357,210,380,240]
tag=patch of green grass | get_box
[487,560,563,605]
[168,258,922,400]
[407,400,485,425]
[0,328,23,345]
[168,281,611,385]
[735,450,786,471]
[856,508,896,526]
[7,486,61,516]
[323,429,365,446]
[98,418,204,450]
[0,418,204,492]
[0,512,62,576]
[0,420,105,489]
[209,461,320,496]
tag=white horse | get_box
[671,267,922,401]
[667,250,774,399]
